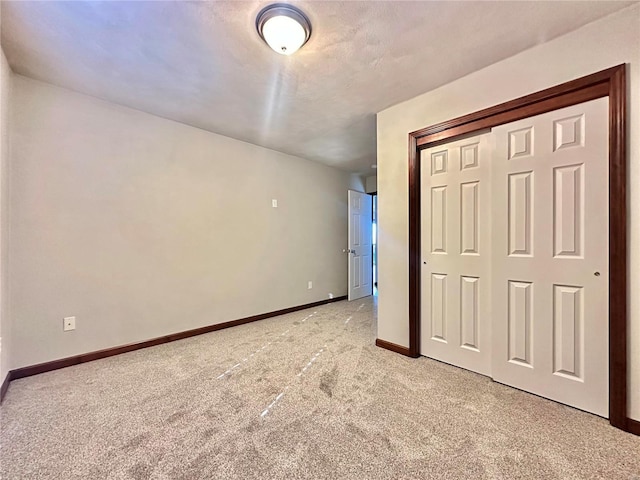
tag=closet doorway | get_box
[406,65,629,431]
[420,99,609,417]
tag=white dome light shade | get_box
[262,15,306,55]
[257,4,311,56]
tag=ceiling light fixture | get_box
[256,4,311,56]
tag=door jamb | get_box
[370,192,377,290]
[403,65,628,432]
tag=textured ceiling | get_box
[0,1,633,173]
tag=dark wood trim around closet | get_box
[404,64,631,433]
[0,295,347,402]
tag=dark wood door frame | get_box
[402,65,630,432]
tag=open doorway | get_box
[372,193,377,295]
[347,190,373,301]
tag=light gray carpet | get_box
[1,297,639,479]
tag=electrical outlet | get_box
[63,316,76,331]
[272,199,278,208]
[308,281,313,289]
[328,293,334,299]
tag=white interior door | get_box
[491,98,609,417]
[348,190,372,301]
[420,133,493,376]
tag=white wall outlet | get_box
[63,316,76,331]
[308,281,313,289]
[328,293,334,299]
[272,199,278,208]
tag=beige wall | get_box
[0,46,11,382]
[376,5,640,420]
[351,174,365,194]
[9,75,357,369]
[365,175,377,194]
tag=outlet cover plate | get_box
[63,316,76,331]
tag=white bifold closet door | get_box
[419,98,609,417]
[491,98,609,417]
[420,133,493,376]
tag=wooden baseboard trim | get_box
[375,338,417,357]
[9,296,347,381]
[628,418,640,436]
[0,371,11,404]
